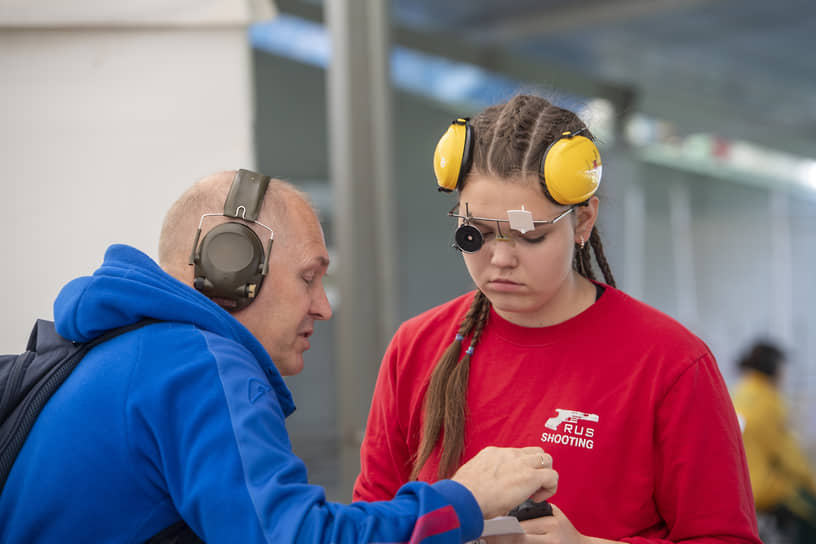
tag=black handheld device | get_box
[508,499,553,521]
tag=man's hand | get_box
[451,446,558,519]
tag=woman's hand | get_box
[479,503,599,544]
[518,503,585,544]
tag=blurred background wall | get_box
[0,0,267,350]
[2,0,814,503]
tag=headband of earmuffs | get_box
[433,118,602,205]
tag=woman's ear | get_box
[574,196,599,243]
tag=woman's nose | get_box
[489,238,518,267]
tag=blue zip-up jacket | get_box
[0,244,483,543]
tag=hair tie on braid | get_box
[455,334,464,341]
[465,345,475,355]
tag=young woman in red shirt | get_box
[353,94,761,544]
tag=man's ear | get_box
[574,196,599,242]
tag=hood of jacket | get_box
[52,243,294,415]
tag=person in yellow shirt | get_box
[732,340,816,544]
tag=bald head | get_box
[158,170,313,286]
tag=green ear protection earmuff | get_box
[188,169,274,312]
[433,118,603,205]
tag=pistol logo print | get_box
[541,408,600,450]
[544,409,599,431]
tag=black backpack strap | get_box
[0,319,159,492]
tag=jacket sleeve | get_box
[740,383,816,510]
[764,427,816,498]
[127,330,483,543]
[353,332,415,502]
[621,352,761,544]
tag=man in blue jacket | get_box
[0,169,556,543]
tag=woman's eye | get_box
[522,233,547,244]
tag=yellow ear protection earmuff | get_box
[433,119,602,205]
[188,169,274,312]
[539,129,602,205]
[433,118,472,192]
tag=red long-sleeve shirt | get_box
[354,286,761,544]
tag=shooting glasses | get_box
[448,202,575,253]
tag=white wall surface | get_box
[0,0,273,25]
[0,0,275,351]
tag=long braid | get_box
[588,226,616,287]
[436,292,491,479]
[574,240,595,281]
[573,226,616,287]
[411,291,490,480]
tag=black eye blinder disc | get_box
[454,224,484,253]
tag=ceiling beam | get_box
[465,0,723,44]
[274,0,638,133]
[274,0,816,157]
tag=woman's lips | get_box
[487,278,523,292]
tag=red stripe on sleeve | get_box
[407,504,461,544]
